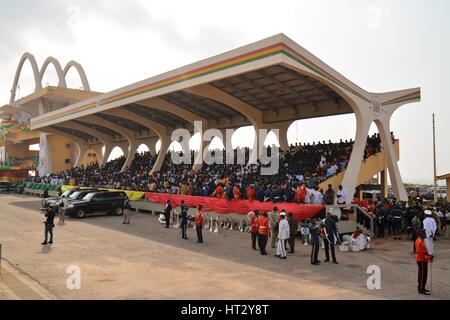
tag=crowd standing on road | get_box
[33,185,447,297]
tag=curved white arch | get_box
[9,53,91,105]
[10,52,42,104]
[63,60,91,92]
[39,57,67,88]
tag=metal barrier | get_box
[24,188,58,197]
[16,191,374,237]
[354,205,375,237]
[325,204,374,237]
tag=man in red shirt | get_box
[361,198,369,208]
[249,210,259,250]
[213,185,223,198]
[247,185,256,202]
[295,183,307,203]
[258,212,270,255]
[194,205,204,243]
[233,184,241,201]
[415,229,432,295]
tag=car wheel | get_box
[114,207,124,216]
[76,209,86,219]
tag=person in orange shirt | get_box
[247,185,256,202]
[361,198,369,208]
[258,212,270,255]
[233,184,241,201]
[415,229,432,295]
[295,183,307,203]
[249,210,259,250]
[194,205,204,243]
[213,185,223,198]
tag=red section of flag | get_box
[145,193,324,222]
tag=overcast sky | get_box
[1,0,449,184]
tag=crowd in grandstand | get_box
[35,133,389,204]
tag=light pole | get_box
[432,113,438,204]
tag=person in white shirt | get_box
[276,211,290,259]
[310,188,323,205]
[423,210,437,256]
[304,187,312,204]
[59,195,68,224]
[316,189,324,205]
[336,185,347,205]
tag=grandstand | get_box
[1,33,419,204]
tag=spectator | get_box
[336,185,347,205]
[324,184,335,205]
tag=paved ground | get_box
[0,194,449,300]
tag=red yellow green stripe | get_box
[382,92,421,106]
[32,42,420,127]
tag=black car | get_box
[59,189,103,207]
[67,191,128,219]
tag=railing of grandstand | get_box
[325,204,374,237]
[354,205,374,236]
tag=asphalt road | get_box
[1,194,449,300]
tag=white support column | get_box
[150,136,171,175]
[101,143,113,166]
[192,120,208,172]
[375,88,420,201]
[184,85,263,166]
[248,124,260,165]
[74,145,89,168]
[37,99,53,176]
[121,141,138,172]
[375,118,407,201]
[270,121,291,151]
[341,114,372,204]
[195,127,226,172]
[147,139,158,157]
[38,132,53,176]
[91,145,104,164]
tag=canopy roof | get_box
[3,33,420,145]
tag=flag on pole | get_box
[18,122,31,132]
[1,119,17,130]
[0,119,18,139]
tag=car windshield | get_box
[69,191,82,199]
[83,192,96,201]
[61,191,72,197]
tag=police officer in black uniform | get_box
[323,212,338,264]
[376,203,386,238]
[180,200,188,239]
[164,199,172,229]
[309,219,321,265]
